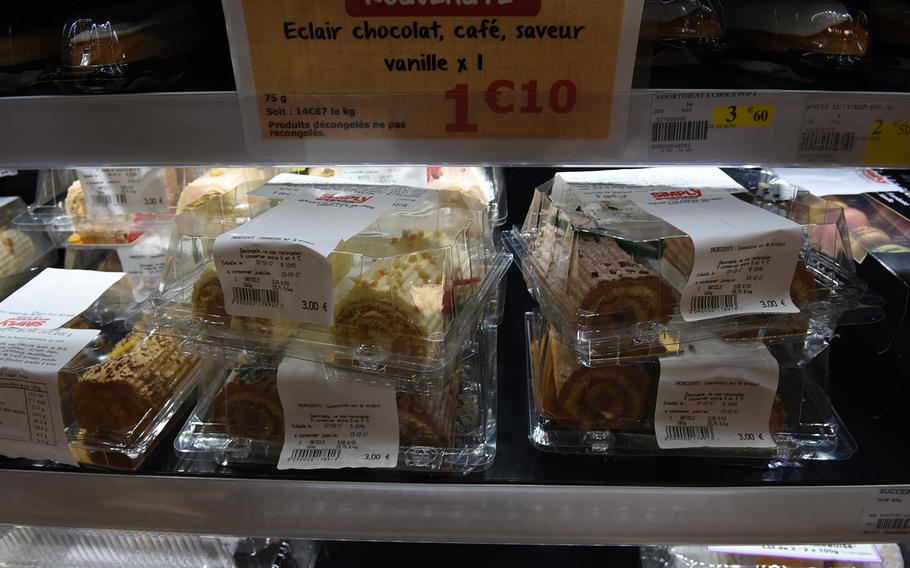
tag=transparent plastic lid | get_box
[525,311,856,461]
[0,273,202,470]
[142,174,511,392]
[175,321,497,473]
[643,0,726,42]
[62,324,204,470]
[723,0,869,58]
[63,229,171,302]
[306,166,508,226]
[14,167,279,248]
[44,1,205,94]
[506,172,878,364]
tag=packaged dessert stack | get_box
[505,167,878,460]
[143,169,509,473]
[0,268,207,470]
[14,167,282,302]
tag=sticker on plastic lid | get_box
[0,268,126,329]
[276,357,399,470]
[555,167,744,203]
[626,190,803,322]
[0,327,101,466]
[214,175,428,325]
[655,340,779,449]
[708,545,882,563]
[773,168,902,197]
[76,168,170,215]
[116,231,170,301]
[311,167,429,188]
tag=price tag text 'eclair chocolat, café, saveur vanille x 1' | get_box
[233,0,635,141]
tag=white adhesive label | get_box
[627,190,803,321]
[655,340,779,449]
[248,173,428,206]
[555,167,744,203]
[709,545,882,563]
[774,168,902,197]
[0,269,125,329]
[799,97,910,166]
[649,91,777,161]
[0,197,18,209]
[0,328,100,465]
[314,166,428,188]
[116,232,170,301]
[860,487,910,535]
[215,175,427,325]
[276,358,399,470]
[76,168,169,215]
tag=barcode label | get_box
[690,294,738,314]
[287,448,341,462]
[862,487,910,535]
[651,120,709,143]
[232,287,279,307]
[875,518,910,531]
[665,425,715,441]
[799,129,856,153]
[91,193,128,206]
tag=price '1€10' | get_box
[445,79,577,132]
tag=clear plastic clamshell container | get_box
[0,197,57,300]
[525,311,855,461]
[504,172,876,366]
[640,545,906,568]
[14,167,280,249]
[0,524,241,568]
[641,0,726,47]
[723,0,870,63]
[63,229,173,302]
[141,174,511,393]
[305,166,509,227]
[0,276,204,471]
[175,321,498,474]
[62,311,205,470]
[43,1,209,95]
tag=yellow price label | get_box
[864,120,910,166]
[711,105,774,128]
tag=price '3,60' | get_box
[445,79,577,132]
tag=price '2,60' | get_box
[445,79,577,132]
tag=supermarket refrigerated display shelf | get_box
[2,90,909,167]
[0,266,908,544]
[0,169,908,545]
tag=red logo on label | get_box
[345,0,542,17]
[859,169,889,184]
[651,189,702,200]
[0,317,50,328]
[317,194,372,204]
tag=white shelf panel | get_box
[0,93,248,168]
[0,469,898,544]
[1,90,908,167]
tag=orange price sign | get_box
[235,0,634,140]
